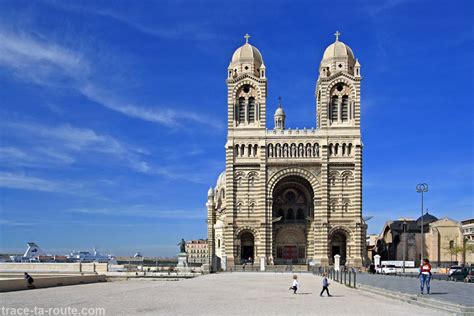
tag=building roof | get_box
[416,212,438,226]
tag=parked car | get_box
[448,267,473,282]
[376,264,397,275]
[448,265,463,276]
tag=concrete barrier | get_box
[0,263,108,274]
[0,275,106,292]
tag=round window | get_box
[243,85,250,93]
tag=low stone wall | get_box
[0,263,108,274]
[0,275,106,292]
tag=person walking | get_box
[320,273,332,297]
[419,258,432,295]
[289,275,299,294]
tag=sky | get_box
[0,0,473,256]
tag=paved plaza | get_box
[1,273,450,315]
[356,273,474,307]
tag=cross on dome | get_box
[334,31,341,42]
[278,96,282,106]
[244,33,251,43]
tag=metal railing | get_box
[312,266,357,288]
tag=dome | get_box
[231,43,263,69]
[319,32,356,76]
[322,40,355,62]
[274,106,285,117]
[229,34,264,77]
[416,213,438,226]
[215,171,226,189]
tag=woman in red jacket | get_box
[419,258,432,295]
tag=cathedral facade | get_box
[207,33,365,271]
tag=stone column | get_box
[334,254,341,271]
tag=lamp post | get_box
[416,183,428,264]
[402,220,407,274]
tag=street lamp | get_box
[416,183,428,264]
[402,220,407,274]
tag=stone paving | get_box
[355,273,474,306]
[0,273,450,315]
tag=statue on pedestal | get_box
[177,238,186,253]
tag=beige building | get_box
[375,214,469,267]
[462,219,474,241]
[186,239,209,265]
[461,219,474,265]
[207,32,365,271]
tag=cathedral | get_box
[207,32,366,271]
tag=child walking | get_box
[320,273,332,297]
[289,275,299,294]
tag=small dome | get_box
[274,106,285,117]
[416,213,438,226]
[215,171,226,189]
[207,187,214,197]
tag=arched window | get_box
[218,239,221,248]
[238,97,245,124]
[331,96,338,121]
[248,97,255,123]
[297,209,304,220]
[347,143,352,156]
[287,209,294,220]
[341,96,349,122]
[253,144,258,157]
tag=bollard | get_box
[354,271,356,287]
[344,270,347,285]
[349,271,352,287]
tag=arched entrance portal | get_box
[272,175,314,264]
[240,231,254,264]
[330,231,347,265]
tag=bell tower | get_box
[226,34,267,132]
[316,31,362,130]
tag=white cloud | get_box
[0,27,221,129]
[72,206,205,220]
[0,29,88,86]
[1,121,149,173]
[0,172,67,192]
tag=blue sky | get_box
[0,0,472,256]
